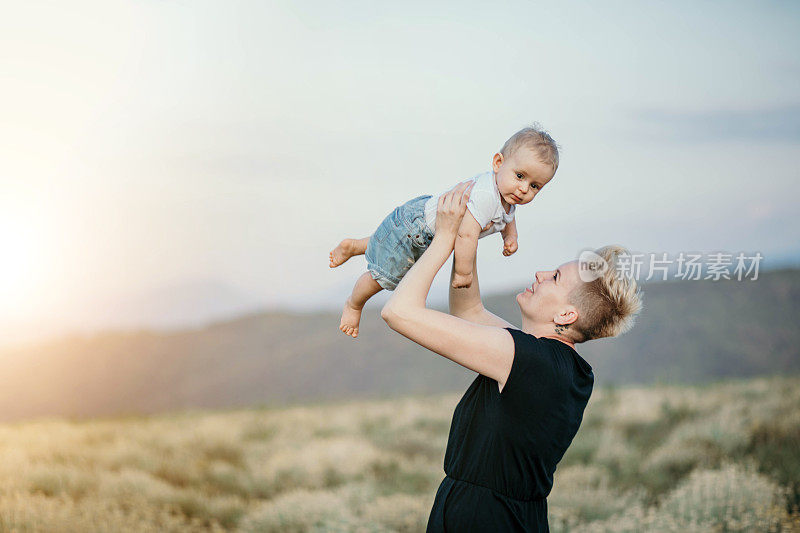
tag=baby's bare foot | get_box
[330,239,357,268]
[339,298,362,338]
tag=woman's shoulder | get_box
[500,328,593,408]
[504,328,593,378]
[504,327,557,352]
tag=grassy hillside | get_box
[0,269,798,422]
[0,377,797,532]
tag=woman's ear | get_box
[492,152,503,173]
[554,306,579,326]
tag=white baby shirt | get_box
[424,170,515,238]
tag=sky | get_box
[1,0,799,344]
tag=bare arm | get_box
[381,183,515,387]
[449,255,517,329]
[501,219,519,256]
[501,218,518,240]
[453,212,481,282]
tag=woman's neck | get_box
[522,322,576,349]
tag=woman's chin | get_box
[516,290,536,313]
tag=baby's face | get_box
[492,147,555,207]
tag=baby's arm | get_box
[501,219,518,257]
[452,212,482,288]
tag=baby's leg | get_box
[329,236,370,268]
[340,271,382,338]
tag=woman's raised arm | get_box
[448,256,518,329]
[380,182,514,386]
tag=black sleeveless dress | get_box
[426,328,594,532]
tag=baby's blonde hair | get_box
[500,124,560,173]
[569,245,643,342]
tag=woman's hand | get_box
[434,180,475,239]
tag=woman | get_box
[381,182,642,532]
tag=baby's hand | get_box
[503,236,518,257]
[452,272,473,289]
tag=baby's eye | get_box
[516,173,524,179]
[531,184,539,190]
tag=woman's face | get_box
[516,260,581,324]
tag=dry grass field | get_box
[1,377,799,532]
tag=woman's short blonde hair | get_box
[569,245,643,342]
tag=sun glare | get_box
[0,217,45,318]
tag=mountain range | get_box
[0,269,797,422]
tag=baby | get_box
[330,126,560,338]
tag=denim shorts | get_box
[366,195,434,290]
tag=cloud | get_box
[633,105,800,142]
